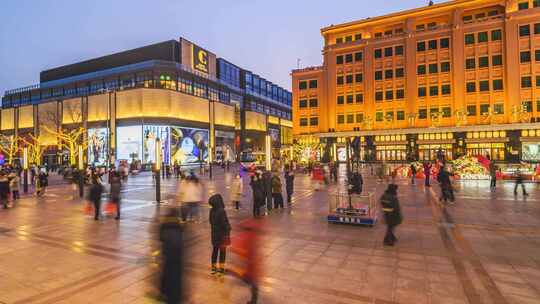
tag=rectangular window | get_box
[375,71,383,81]
[494,104,504,114]
[356,93,363,103]
[418,87,427,97]
[345,35,352,42]
[299,81,307,90]
[478,32,488,43]
[355,33,362,40]
[396,111,405,120]
[346,94,354,104]
[354,52,363,61]
[466,82,476,93]
[417,65,426,75]
[440,38,450,48]
[429,86,439,96]
[416,24,425,31]
[441,84,451,95]
[520,51,531,63]
[465,33,475,45]
[491,29,502,41]
[346,74,353,84]
[337,95,344,105]
[520,25,530,37]
[386,111,394,121]
[440,62,450,73]
[428,40,437,50]
[347,114,354,124]
[429,63,438,74]
[374,49,382,59]
[309,98,318,107]
[336,37,343,44]
[518,2,529,10]
[337,115,344,124]
[375,91,383,101]
[345,54,353,63]
[336,55,343,64]
[395,68,404,78]
[442,107,451,118]
[396,89,405,99]
[384,30,393,36]
[395,45,404,55]
[428,22,437,29]
[300,118,308,126]
[385,90,394,100]
[309,80,317,88]
[356,113,364,123]
[536,50,540,61]
[417,41,426,52]
[310,117,318,126]
[480,104,490,114]
[385,69,394,79]
[492,54,503,66]
[522,76,532,88]
[493,79,503,90]
[479,56,489,68]
[418,109,427,119]
[475,13,486,19]
[466,58,476,69]
[384,47,393,57]
[355,73,363,83]
[535,23,540,34]
[299,99,307,108]
[479,80,490,91]
[463,15,473,22]
[467,105,477,116]
[376,112,384,122]
[337,76,344,85]
[523,101,533,112]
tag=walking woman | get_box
[89,174,104,221]
[209,194,231,275]
[380,184,402,246]
[250,171,264,217]
[110,171,122,220]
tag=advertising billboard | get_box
[88,128,108,166]
[143,125,170,164]
[522,143,540,161]
[171,127,209,165]
[117,126,143,162]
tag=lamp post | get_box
[78,144,84,198]
[155,138,161,204]
[208,146,213,179]
[23,147,28,194]
[265,134,272,171]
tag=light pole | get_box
[23,147,28,194]
[78,144,84,198]
[155,138,161,204]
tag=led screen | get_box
[88,128,108,166]
[170,127,208,165]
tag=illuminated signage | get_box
[192,45,209,73]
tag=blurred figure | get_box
[380,184,402,246]
[231,174,243,210]
[37,168,49,196]
[262,170,272,211]
[348,170,363,195]
[423,162,432,187]
[109,171,122,220]
[209,194,231,275]
[489,162,497,189]
[178,174,203,222]
[271,172,283,209]
[89,174,104,220]
[437,165,455,204]
[235,219,263,304]
[250,171,264,217]
[410,163,417,185]
[9,171,20,202]
[514,168,528,196]
[159,208,184,304]
[0,172,10,209]
[284,165,295,206]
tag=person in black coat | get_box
[262,170,272,211]
[250,171,264,217]
[514,168,528,196]
[437,166,455,203]
[380,184,402,246]
[209,194,231,275]
[109,171,122,220]
[159,208,184,304]
[284,165,295,205]
[0,172,10,209]
[348,171,363,195]
[89,175,103,220]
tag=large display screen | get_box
[171,127,208,165]
[88,128,108,166]
[522,143,540,161]
[117,126,143,162]
[143,125,170,164]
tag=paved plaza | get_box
[0,166,540,304]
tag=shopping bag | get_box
[104,202,117,215]
[83,203,94,215]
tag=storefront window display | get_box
[215,130,235,163]
[466,143,505,160]
[522,143,540,161]
[418,144,453,161]
[88,128,108,166]
[376,145,407,161]
[143,125,170,164]
[170,126,209,165]
[117,126,143,163]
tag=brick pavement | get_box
[0,165,539,303]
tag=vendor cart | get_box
[327,192,377,226]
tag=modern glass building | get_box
[1,37,292,167]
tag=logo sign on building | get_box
[192,45,209,73]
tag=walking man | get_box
[410,164,417,185]
[380,184,402,246]
[514,168,528,196]
[284,165,295,206]
[423,162,432,187]
[489,162,497,189]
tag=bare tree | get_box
[0,134,18,164]
[19,134,47,166]
[42,126,87,166]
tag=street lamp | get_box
[78,144,84,198]
[155,138,161,204]
[23,147,28,194]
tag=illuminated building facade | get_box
[292,0,540,163]
[1,38,292,166]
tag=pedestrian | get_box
[489,162,497,189]
[514,168,528,196]
[37,168,49,196]
[89,174,104,220]
[110,171,122,220]
[380,184,402,246]
[410,163,417,185]
[234,219,262,304]
[271,172,283,209]
[209,194,231,276]
[262,170,272,211]
[9,171,20,202]
[284,165,295,205]
[231,174,243,210]
[437,165,455,204]
[0,172,10,209]
[159,208,184,304]
[423,162,432,187]
[250,171,264,217]
[178,174,204,222]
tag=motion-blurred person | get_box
[410,164,417,185]
[423,162,432,187]
[37,168,49,196]
[231,174,243,210]
[209,194,231,275]
[284,165,295,206]
[9,171,20,202]
[110,171,122,220]
[89,174,104,220]
[159,208,184,304]
[234,219,263,304]
[262,170,272,211]
[514,168,528,196]
[489,162,497,189]
[0,172,10,209]
[250,171,264,217]
[178,173,203,222]
[380,184,402,246]
[437,165,455,204]
[271,172,283,209]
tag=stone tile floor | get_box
[0,165,539,303]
